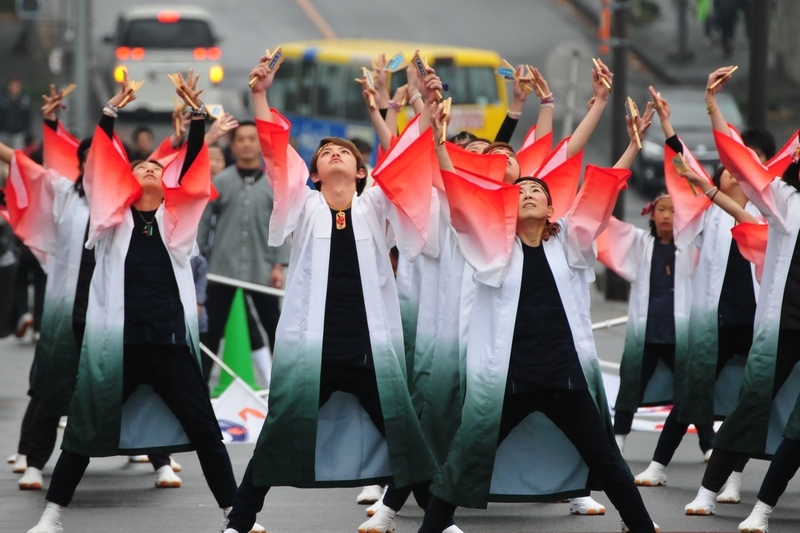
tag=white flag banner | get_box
[212,378,269,444]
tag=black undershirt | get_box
[781,232,800,330]
[237,166,262,183]
[124,209,186,345]
[495,114,519,144]
[506,243,586,393]
[72,222,94,327]
[645,241,676,344]
[321,207,373,367]
[718,239,757,328]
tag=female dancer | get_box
[416,97,656,533]
[26,73,262,533]
[683,67,800,522]
[628,86,759,489]
[602,185,714,458]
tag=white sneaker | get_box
[154,465,181,488]
[169,456,182,472]
[220,506,266,533]
[358,504,397,533]
[685,486,717,515]
[19,467,44,490]
[569,496,606,515]
[738,500,772,533]
[27,502,64,533]
[635,461,667,486]
[357,484,385,504]
[13,453,28,473]
[704,449,713,462]
[443,525,464,533]
[8,452,18,463]
[366,500,384,518]
[615,434,627,454]
[718,472,743,503]
[222,526,266,533]
[621,519,659,532]
[129,455,150,463]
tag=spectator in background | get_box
[197,121,290,389]
[715,0,750,57]
[209,144,227,178]
[0,77,31,149]
[127,125,154,161]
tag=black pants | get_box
[0,257,18,338]
[46,344,236,508]
[418,388,655,533]
[757,437,800,506]
[13,244,45,331]
[16,397,60,470]
[379,467,454,529]
[702,329,800,492]
[650,326,754,465]
[205,282,280,355]
[226,362,391,532]
[615,343,679,435]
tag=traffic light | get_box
[15,0,41,19]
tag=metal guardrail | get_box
[207,273,285,297]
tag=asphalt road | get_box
[1,292,791,533]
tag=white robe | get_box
[250,112,437,488]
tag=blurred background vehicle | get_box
[103,5,225,114]
[632,87,744,193]
[265,39,508,164]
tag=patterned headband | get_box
[641,194,670,216]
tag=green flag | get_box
[212,288,257,396]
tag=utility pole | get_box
[72,0,90,137]
[606,0,631,301]
[748,0,769,129]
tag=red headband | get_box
[641,194,670,216]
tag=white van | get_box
[105,5,224,113]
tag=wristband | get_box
[387,100,403,112]
[103,102,118,117]
[540,93,555,104]
[506,110,522,118]
[191,103,208,118]
[408,92,423,105]
[540,103,554,109]
[704,185,719,197]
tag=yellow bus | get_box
[265,39,509,163]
